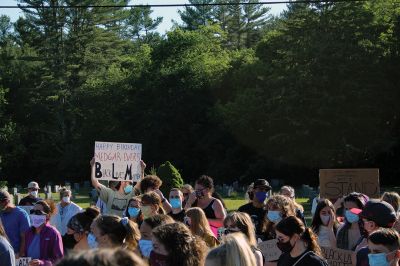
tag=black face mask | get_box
[248,191,254,200]
[276,239,294,253]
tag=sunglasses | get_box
[30,209,47,215]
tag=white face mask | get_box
[320,214,330,226]
[30,190,39,198]
[62,196,71,203]
[30,215,46,228]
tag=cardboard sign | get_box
[16,257,31,266]
[321,247,354,266]
[319,169,380,198]
[94,142,142,182]
[258,239,282,262]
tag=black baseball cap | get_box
[358,200,397,228]
[253,179,271,190]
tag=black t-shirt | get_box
[278,251,328,266]
[238,202,266,237]
[356,247,369,266]
[168,209,185,222]
[18,196,42,206]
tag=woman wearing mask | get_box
[261,195,297,241]
[141,192,165,219]
[124,197,143,225]
[280,186,307,225]
[139,214,174,259]
[24,200,64,266]
[223,212,264,266]
[89,215,141,254]
[181,184,194,207]
[276,216,328,266]
[185,175,226,236]
[311,199,340,248]
[50,187,82,252]
[336,192,368,250]
[185,207,219,248]
[66,207,100,251]
[151,222,208,266]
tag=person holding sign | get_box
[23,200,63,266]
[185,175,226,237]
[90,158,144,217]
[275,216,328,266]
[0,190,31,258]
[0,220,15,266]
[311,199,340,248]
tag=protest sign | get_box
[319,169,380,199]
[321,247,354,266]
[94,142,142,182]
[16,257,31,266]
[258,239,282,262]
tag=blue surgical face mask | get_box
[170,198,182,209]
[267,210,282,224]
[368,253,389,266]
[255,191,268,203]
[128,207,140,218]
[87,233,98,249]
[124,184,133,194]
[345,210,359,224]
[139,239,153,258]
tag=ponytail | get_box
[301,227,322,257]
[121,218,140,252]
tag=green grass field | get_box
[31,191,313,223]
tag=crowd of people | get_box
[0,161,400,266]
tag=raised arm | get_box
[90,157,101,190]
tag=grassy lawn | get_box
[30,190,312,223]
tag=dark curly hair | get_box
[152,223,208,266]
[195,175,214,190]
[139,175,162,193]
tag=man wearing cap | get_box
[0,190,31,257]
[238,179,271,240]
[18,181,43,206]
[350,200,397,266]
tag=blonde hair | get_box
[382,192,400,212]
[181,184,194,193]
[280,186,303,212]
[206,233,256,266]
[224,212,257,247]
[186,207,214,237]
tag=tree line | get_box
[0,0,399,186]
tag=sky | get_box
[0,0,287,33]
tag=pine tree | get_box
[178,0,216,30]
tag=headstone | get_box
[84,181,90,189]
[13,187,18,195]
[74,183,80,191]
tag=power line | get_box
[0,0,378,9]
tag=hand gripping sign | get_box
[94,141,142,182]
